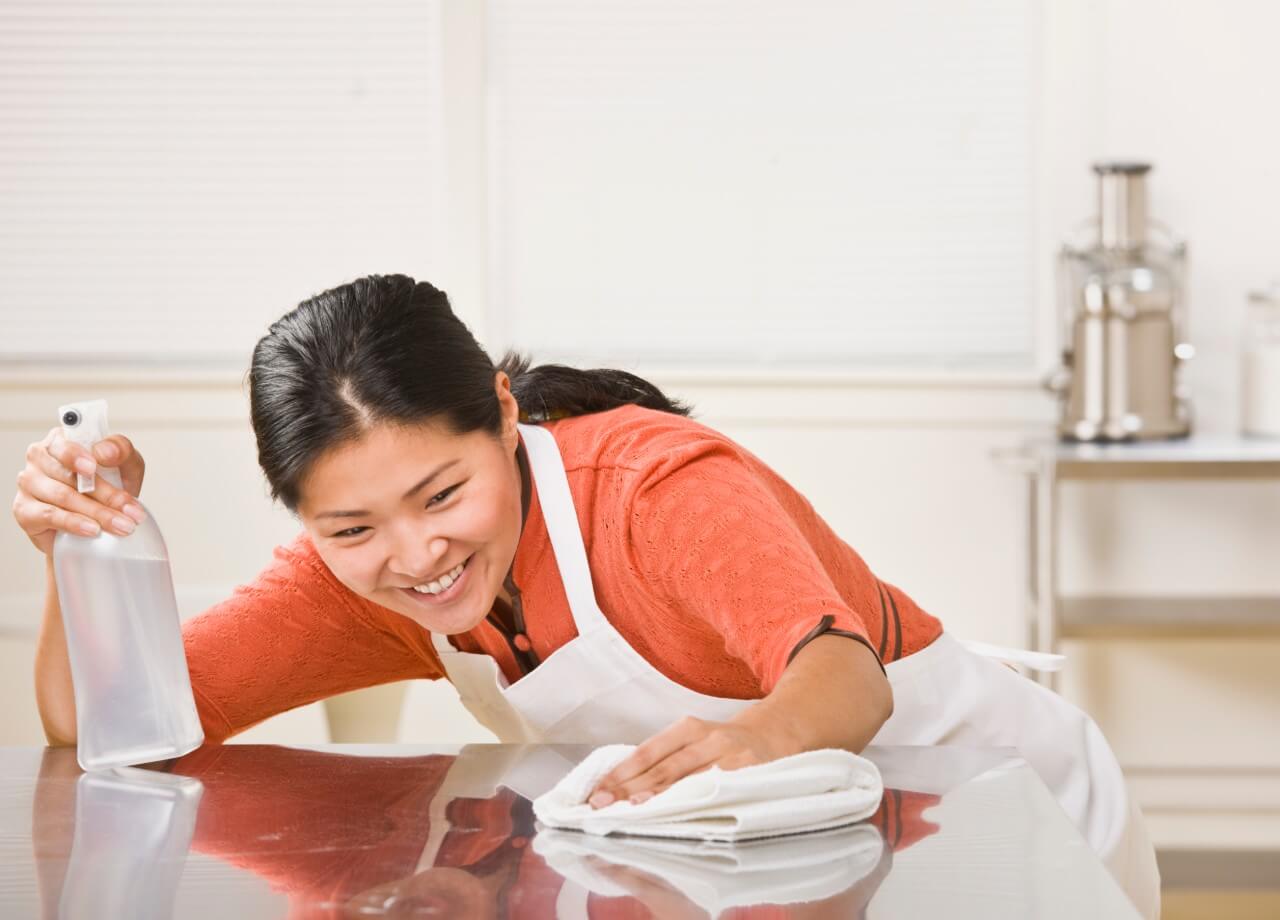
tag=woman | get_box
[14,274,1159,916]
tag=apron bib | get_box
[422,422,1159,918]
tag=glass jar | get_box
[1242,284,1280,437]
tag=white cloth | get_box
[532,744,884,843]
[419,422,1159,918]
[534,821,887,917]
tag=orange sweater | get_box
[183,404,942,742]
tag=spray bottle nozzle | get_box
[58,399,120,494]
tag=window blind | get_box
[0,0,445,361]
[488,0,1038,367]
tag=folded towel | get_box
[533,822,886,916]
[531,745,884,843]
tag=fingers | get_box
[586,715,784,808]
[17,463,139,537]
[613,747,718,805]
[16,432,145,542]
[43,430,144,517]
[92,434,145,495]
[43,427,97,481]
[12,487,101,539]
[606,716,706,784]
[589,717,721,807]
[588,716,704,806]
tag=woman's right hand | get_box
[12,427,148,556]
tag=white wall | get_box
[1053,0,1280,848]
[1093,0,1280,434]
[1,0,1278,852]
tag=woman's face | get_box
[296,373,523,635]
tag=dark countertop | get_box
[2,743,1137,918]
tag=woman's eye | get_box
[427,485,460,507]
[330,485,460,538]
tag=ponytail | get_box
[496,351,693,422]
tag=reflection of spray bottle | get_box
[51,400,203,771]
[59,767,204,920]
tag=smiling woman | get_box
[297,421,517,637]
[238,275,904,783]
[14,273,1158,918]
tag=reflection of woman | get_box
[31,745,539,919]
[172,746,539,919]
[178,749,922,920]
[17,274,1156,915]
[32,745,906,919]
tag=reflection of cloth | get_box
[532,745,883,842]
[534,821,886,917]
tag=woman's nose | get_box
[389,530,450,580]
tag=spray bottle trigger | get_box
[58,399,115,494]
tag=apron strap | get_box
[517,423,609,634]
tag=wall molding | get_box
[0,362,1058,429]
[1127,766,1280,849]
[1128,766,1280,812]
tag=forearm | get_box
[737,635,893,756]
[35,557,78,747]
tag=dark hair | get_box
[248,273,692,512]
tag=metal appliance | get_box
[1048,162,1192,441]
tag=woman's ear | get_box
[494,371,520,450]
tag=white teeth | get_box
[411,560,467,595]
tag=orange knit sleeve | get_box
[181,533,441,743]
[626,435,877,693]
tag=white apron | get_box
[424,423,1160,918]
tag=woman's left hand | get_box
[586,635,893,809]
[586,709,798,808]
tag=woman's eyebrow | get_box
[315,459,461,519]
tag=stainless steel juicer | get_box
[1048,162,1192,441]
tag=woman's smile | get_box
[398,553,475,606]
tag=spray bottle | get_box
[51,400,204,771]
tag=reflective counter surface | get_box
[2,743,1138,918]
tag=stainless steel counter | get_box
[2,743,1138,918]
[995,433,1280,689]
